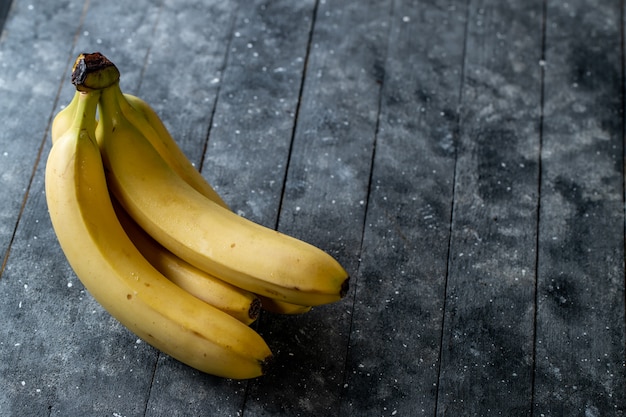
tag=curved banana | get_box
[113,85,229,209]
[258,296,313,315]
[51,91,80,143]
[118,87,314,314]
[56,55,312,314]
[96,83,349,307]
[112,199,261,325]
[45,88,272,379]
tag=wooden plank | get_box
[534,0,626,415]
[202,0,316,224]
[132,0,238,168]
[239,0,393,415]
[0,0,81,270]
[435,1,544,415]
[339,0,466,415]
[0,1,165,416]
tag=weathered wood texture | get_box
[0,0,624,416]
[534,0,626,415]
[436,1,543,415]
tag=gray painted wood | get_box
[436,1,543,415]
[243,0,392,415]
[0,0,82,273]
[203,0,316,225]
[0,0,624,415]
[341,0,466,415]
[534,0,626,415]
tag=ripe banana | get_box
[45,88,272,379]
[96,83,349,307]
[258,296,313,315]
[116,86,313,314]
[51,91,79,143]
[50,93,260,325]
[112,199,261,325]
[118,89,229,209]
[55,53,225,213]
[58,55,313,315]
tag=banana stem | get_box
[71,52,121,91]
[67,90,100,138]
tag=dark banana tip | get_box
[249,297,262,320]
[340,277,350,298]
[260,354,274,376]
[71,52,120,91]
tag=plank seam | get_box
[433,0,471,414]
[0,0,13,37]
[134,0,165,94]
[337,0,396,401]
[619,0,626,394]
[273,0,321,231]
[529,0,548,415]
[197,1,241,175]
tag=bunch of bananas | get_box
[45,52,349,379]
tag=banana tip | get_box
[260,354,274,376]
[340,277,350,298]
[249,297,262,320]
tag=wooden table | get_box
[1,0,624,415]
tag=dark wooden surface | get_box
[0,0,625,416]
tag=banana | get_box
[117,86,314,314]
[258,296,313,315]
[96,83,349,307]
[118,89,229,209]
[51,91,80,143]
[45,88,272,379]
[112,199,262,325]
[53,110,260,325]
[57,55,313,315]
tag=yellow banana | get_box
[51,91,80,143]
[258,296,313,315]
[117,85,313,314]
[58,55,312,314]
[112,199,261,325]
[45,88,272,379]
[96,83,349,307]
[114,85,229,209]
[52,57,263,322]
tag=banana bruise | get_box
[112,199,262,325]
[45,89,272,379]
[96,84,349,307]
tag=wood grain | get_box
[0,0,624,415]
